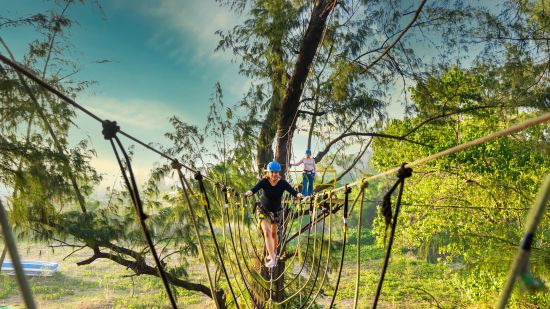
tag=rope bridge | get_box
[0,53,549,309]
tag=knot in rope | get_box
[194,171,203,181]
[345,185,352,194]
[360,179,369,189]
[171,160,183,170]
[101,120,119,140]
[397,163,412,179]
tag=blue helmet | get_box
[305,149,312,155]
[267,161,281,172]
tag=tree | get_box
[0,2,228,307]
[370,64,549,306]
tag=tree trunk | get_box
[256,31,286,176]
[275,0,337,175]
[271,1,337,301]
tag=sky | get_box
[0,0,493,198]
[2,0,253,197]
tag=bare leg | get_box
[271,223,278,258]
[260,219,276,261]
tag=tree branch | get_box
[359,0,428,74]
[315,131,431,162]
[402,105,499,138]
[298,109,327,117]
[335,137,373,181]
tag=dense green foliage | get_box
[370,65,549,306]
[1,0,548,308]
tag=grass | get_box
[1,229,547,308]
[0,242,214,308]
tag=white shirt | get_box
[291,157,316,173]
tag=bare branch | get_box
[359,0,428,74]
[335,137,373,181]
[402,105,499,138]
[315,131,431,162]
[298,109,327,117]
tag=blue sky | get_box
[2,0,251,194]
[1,0,498,196]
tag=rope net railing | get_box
[0,52,549,309]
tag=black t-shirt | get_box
[250,178,299,212]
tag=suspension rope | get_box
[234,195,312,299]
[173,163,221,308]
[2,51,549,309]
[233,195,308,293]
[223,191,259,308]
[497,175,550,308]
[218,188,252,309]
[270,202,326,306]
[223,194,260,307]
[318,112,550,197]
[372,164,412,308]
[102,120,178,309]
[194,172,240,308]
[328,185,352,308]
[304,194,334,309]
[0,200,37,309]
[353,184,368,309]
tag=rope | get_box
[307,112,550,196]
[270,202,326,306]
[293,207,327,307]
[0,53,219,183]
[2,47,549,309]
[224,195,260,307]
[219,188,251,309]
[372,164,412,308]
[328,185,352,308]
[353,185,367,309]
[497,175,550,308]
[234,196,311,293]
[102,120,177,309]
[304,194,333,308]
[194,172,240,308]
[173,163,221,308]
[0,200,37,309]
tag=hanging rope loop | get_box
[222,186,230,209]
[101,120,119,140]
[381,164,411,235]
[344,184,351,224]
[381,193,393,228]
[372,165,413,308]
[397,163,412,179]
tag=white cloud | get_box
[114,0,241,65]
[79,94,179,132]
